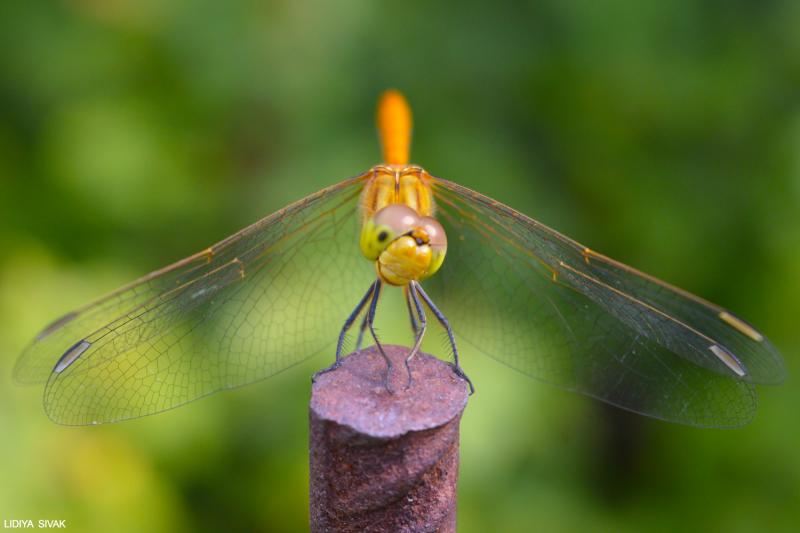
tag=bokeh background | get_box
[1,1,799,531]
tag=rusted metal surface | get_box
[309,344,469,533]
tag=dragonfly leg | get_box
[415,283,475,395]
[403,285,420,340]
[404,281,428,390]
[312,280,376,383]
[354,313,368,352]
[365,279,394,392]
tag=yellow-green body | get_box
[358,165,446,286]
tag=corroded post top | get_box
[310,345,470,439]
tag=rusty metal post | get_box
[309,344,469,533]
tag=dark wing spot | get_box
[54,340,91,373]
[378,231,388,242]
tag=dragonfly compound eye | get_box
[418,216,447,279]
[360,204,420,261]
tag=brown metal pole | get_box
[309,344,469,533]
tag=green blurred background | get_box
[1,1,799,531]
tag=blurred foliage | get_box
[1,0,799,531]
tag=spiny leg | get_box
[404,281,428,390]
[415,282,475,394]
[403,285,421,341]
[312,280,376,382]
[337,280,378,361]
[365,279,394,392]
[354,313,368,352]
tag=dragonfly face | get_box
[14,89,784,427]
[359,173,447,286]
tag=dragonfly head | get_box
[360,204,447,286]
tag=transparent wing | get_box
[15,175,372,425]
[426,177,784,427]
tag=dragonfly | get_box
[15,90,784,427]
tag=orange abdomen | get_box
[377,90,412,166]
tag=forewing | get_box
[17,176,372,425]
[426,177,778,427]
[577,249,784,384]
[14,251,217,384]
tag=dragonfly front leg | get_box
[415,282,475,394]
[404,281,428,390]
[354,314,368,352]
[312,280,376,383]
[364,279,394,392]
[404,285,421,342]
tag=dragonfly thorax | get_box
[359,165,435,221]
